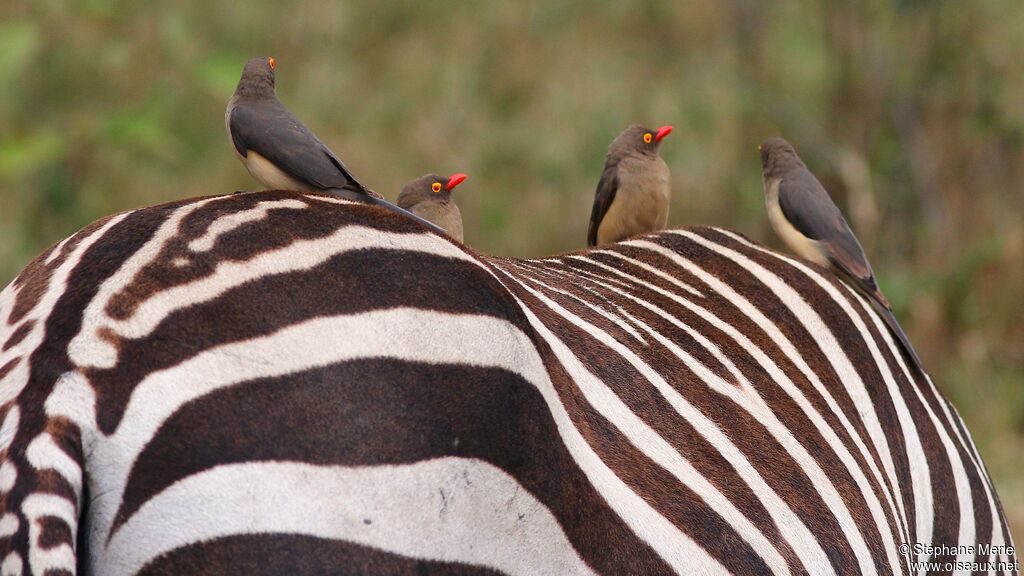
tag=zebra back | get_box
[0,191,1015,575]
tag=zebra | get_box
[0,189,1016,575]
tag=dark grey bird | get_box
[397,173,468,242]
[225,56,381,200]
[759,136,924,372]
[588,124,673,247]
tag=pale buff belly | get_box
[242,151,313,191]
[765,178,828,266]
[597,157,670,245]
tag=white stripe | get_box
[512,266,646,344]
[938,404,1013,569]
[561,253,906,558]
[45,236,73,265]
[0,214,131,412]
[616,237,916,572]
[842,284,1009,570]
[106,459,595,576]
[22,494,77,574]
[48,309,726,574]
[26,433,82,491]
[66,198,219,369]
[710,229,977,566]
[505,303,734,574]
[69,224,470,370]
[0,282,15,327]
[1,553,22,576]
[27,544,74,576]
[515,262,850,574]
[603,239,914,554]
[0,406,18,454]
[497,266,793,575]
[0,514,17,538]
[187,198,309,253]
[302,194,361,206]
[912,366,1009,562]
[21,493,76,530]
[577,249,705,299]
[643,232,912,530]
[514,261,644,327]
[0,462,16,494]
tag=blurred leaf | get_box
[199,52,246,98]
[0,129,64,180]
[102,91,182,163]
[0,20,41,81]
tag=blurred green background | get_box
[0,0,1021,537]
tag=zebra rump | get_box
[0,190,1016,575]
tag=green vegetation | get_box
[1,0,1021,535]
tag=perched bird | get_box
[759,136,923,372]
[397,173,468,242]
[225,56,380,200]
[587,124,674,247]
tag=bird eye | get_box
[431,182,442,193]
[267,57,276,70]
[643,133,653,144]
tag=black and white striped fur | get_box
[0,190,1016,575]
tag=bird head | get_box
[611,124,673,157]
[758,137,804,177]
[398,173,468,208]
[236,57,277,95]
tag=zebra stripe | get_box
[0,190,1016,575]
[717,228,1013,571]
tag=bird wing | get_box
[778,169,878,289]
[587,163,620,247]
[229,101,368,192]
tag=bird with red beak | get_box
[397,173,469,242]
[587,124,674,247]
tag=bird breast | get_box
[595,154,670,245]
[614,154,671,223]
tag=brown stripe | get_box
[0,358,18,381]
[8,213,117,325]
[104,191,449,321]
[494,265,786,575]
[685,231,915,522]
[35,515,73,550]
[2,321,33,351]
[691,228,977,561]
[117,359,669,575]
[4,202,194,562]
[138,533,503,576]
[526,256,900,573]
[87,248,521,434]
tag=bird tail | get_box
[834,268,922,376]
[869,297,926,378]
[870,286,891,309]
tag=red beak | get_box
[655,125,673,143]
[446,173,468,191]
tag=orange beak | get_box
[268,57,276,70]
[446,173,468,190]
[654,125,673,143]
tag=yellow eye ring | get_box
[431,182,442,193]
[643,133,653,144]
